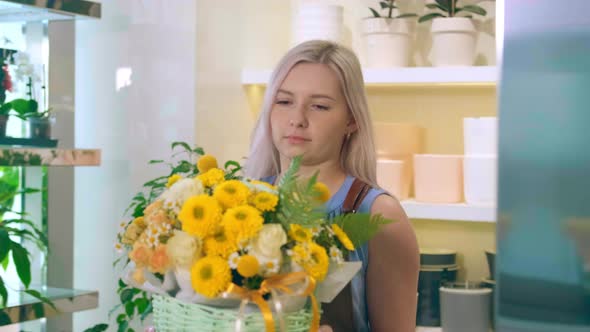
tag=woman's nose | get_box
[289,104,308,128]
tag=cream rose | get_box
[250,224,287,275]
[166,230,202,268]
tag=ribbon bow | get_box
[225,271,320,332]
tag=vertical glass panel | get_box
[497,0,590,331]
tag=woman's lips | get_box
[286,135,310,144]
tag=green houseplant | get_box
[418,0,488,66]
[363,0,418,67]
[0,167,55,325]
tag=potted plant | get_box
[419,0,487,66]
[362,0,418,68]
[9,52,53,140]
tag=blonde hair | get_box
[245,40,378,187]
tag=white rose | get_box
[161,178,204,213]
[166,230,202,268]
[250,224,287,275]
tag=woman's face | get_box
[270,62,356,167]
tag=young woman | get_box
[245,40,420,332]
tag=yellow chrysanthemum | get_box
[306,242,329,282]
[178,195,222,238]
[237,255,259,278]
[166,174,182,188]
[313,182,331,203]
[291,243,311,263]
[332,224,355,251]
[289,224,312,243]
[197,168,225,188]
[214,180,250,209]
[197,155,219,173]
[191,256,232,298]
[222,205,264,242]
[204,225,238,258]
[251,192,278,212]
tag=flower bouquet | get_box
[115,143,392,331]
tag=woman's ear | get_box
[346,117,358,134]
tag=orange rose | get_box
[148,245,171,274]
[129,242,153,267]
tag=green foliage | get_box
[0,166,52,317]
[368,0,417,19]
[419,0,487,23]
[276,157,325,228]
[332,213,394,248]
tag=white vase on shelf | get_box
[292,3,344,46]
[431,17,477,66]
[362,17,414,68]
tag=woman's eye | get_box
[312,104,330,111]
[275,100,292,106]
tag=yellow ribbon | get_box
[225,271,320,332]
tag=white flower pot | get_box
[463,117,498,155]
[292,4,343,46]
[463,155,497,205]
[362,17,413,68]
[431,17,476,66]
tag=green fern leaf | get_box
[332,213,395,248]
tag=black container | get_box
[420,248,457,266]
[485,250,495,280]
[417,265,459,327]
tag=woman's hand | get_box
[319,325,334,332]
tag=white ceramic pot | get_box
[414,154,464,203]
[292,4,343,45]
[431,17,476,66]
[463,117,498,155]
[362,17,413,67]
[463,155,497,205]
[377,159,405,199]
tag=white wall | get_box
[74,0,196,330]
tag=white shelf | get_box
[401,200,496,222]
[416,327,442,332]
[241,66,497,86]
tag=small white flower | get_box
[119,220,128,230]
[329,246,344,265]
[145,234,159,248]
[263,259,280,274]
[114,242,124,254]
[311,226,321,237]
[228,252,240,269]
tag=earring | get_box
[346,132,351,140]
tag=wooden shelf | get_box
[401,200,496,222]
[0,148,101,166]
[242,66,497,86]
[0,286,98,326]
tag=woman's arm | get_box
[367,194,420,332]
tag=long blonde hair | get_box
[245,40,378,187]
